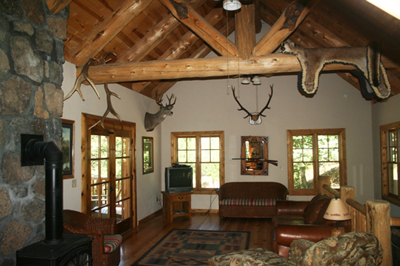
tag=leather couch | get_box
[272,193,350,258]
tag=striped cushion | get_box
[220,198,279,206]
[103,234,122,254]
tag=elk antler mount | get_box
[64,53,123,130]
[232,85,273,125]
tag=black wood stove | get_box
[16,135,93,266]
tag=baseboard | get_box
[191,209,219,214]
[138,209,163,225]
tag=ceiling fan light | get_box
[223,0,241,11]
[252,75,261,85]
[241,76,250,84]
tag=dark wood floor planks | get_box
[119,212,274,266]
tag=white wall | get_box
[161,71,375,209]
[61,61,163,221]
[372,93,400,216]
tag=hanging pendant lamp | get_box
[223,0,241,11]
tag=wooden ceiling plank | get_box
[70,0,153,66]
[117,0,206,63]
[253,0,319,56]
[46,0,73,14]
[132,8,225,92]
[130,8,226,92]
[236,4,256,59]
[159,0,239,57]
[138,17,236,98]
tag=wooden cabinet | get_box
[162,191,192,222]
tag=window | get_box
[381,121,400,206]
[171,131,225,193]
[287,129,347,195]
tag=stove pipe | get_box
[25,139,64,244]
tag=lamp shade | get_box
[252,75,261,85]
[323,198,350,221]
[241,76,250,84]
[223,0,241,11]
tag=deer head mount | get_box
[144,93,177,132]
[232,85,273,125]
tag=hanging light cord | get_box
[226,9,230,94]
[256,85,259,112]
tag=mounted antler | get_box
[144,92,177,132]
[88,84,122,130]
[63,58,100,101]
[232,85,273,125]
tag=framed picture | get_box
[61,119,74,179]
[143,137,154,174]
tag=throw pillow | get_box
[303,194,331,224]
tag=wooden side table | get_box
[162,191,192,222]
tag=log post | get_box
[366,200,392,266]
[317,176,331,195]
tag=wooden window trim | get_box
[381,121,400,206]
[287,128,347,195]
[171,131,225,194]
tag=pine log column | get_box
[0,1,67,265]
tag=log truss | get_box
[59,0,400,99]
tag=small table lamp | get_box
[323,198,351,236]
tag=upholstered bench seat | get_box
[217,182,288,218]
[220,198,278,206]
[104,234,122,253]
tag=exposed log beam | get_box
[130,8,226,92]
[236,4,256,59]
[159,0,239,57]
[147,35,219,99]
[117,0,206,63]
[254,0,319,56]
[46,0,72,14]
[70,0,152,66]
[86,54,396,84]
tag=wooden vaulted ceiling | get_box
[51,0,400,100]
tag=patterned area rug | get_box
[132,229,250,266]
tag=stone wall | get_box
[0,0,67,265]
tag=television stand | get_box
[162,191,192,222]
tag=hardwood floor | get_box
[119,212,274,266]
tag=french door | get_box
[82,114,137,233]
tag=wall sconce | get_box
[223,0,241,11]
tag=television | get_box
[165,164,193,193]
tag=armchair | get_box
[272,193,350,257]
[63,210,122,266]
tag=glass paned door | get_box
[89,131,133,233]
[90,135,110,217]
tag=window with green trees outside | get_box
[287,129,347,195]
[171,131,225,193]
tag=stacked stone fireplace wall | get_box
[0,0,67,265]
